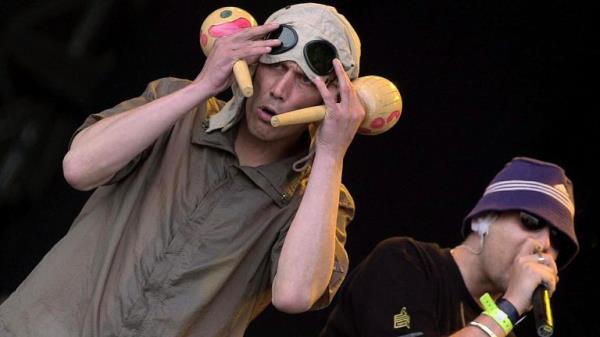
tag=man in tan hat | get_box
[320,157,578,337]
[0,3,364,337]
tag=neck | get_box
[451,236,502,304]
[234,119,304,167]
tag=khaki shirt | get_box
[0,78,354,337]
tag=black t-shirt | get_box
[320,237,482,337]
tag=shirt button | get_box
[202,119,209,130]
[280,193,289,203]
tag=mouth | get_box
[260,106,278,116]
[257,105,278,123]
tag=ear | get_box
[471,213,498,237]
[471,221,486,238]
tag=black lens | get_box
[519,212,547,231]
[304,40,337,75]
[549,228,562,253]
[267,24,298,55]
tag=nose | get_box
[538,227,559,259]
[270,69,294,100]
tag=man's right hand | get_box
[193,23,282,97]
[502,238,559,315]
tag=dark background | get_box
[0,0,596,336]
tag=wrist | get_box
[188,79,218,100]
[496,298,521,326]
[479,293,513,335]
[501,292,528,316]
[314,138,349,160]
[469,320,498,337]
[314,147,345,167]
[470,314,509,337]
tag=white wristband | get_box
[469,321,498,337]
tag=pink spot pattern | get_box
[387,110,400,123]
[208,18,253,38]
[370,117,385,129]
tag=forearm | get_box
[450,313,508,337]
[63,81,212,190]
[272,150,343,313]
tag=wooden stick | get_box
[233,60,253,97]
[271,106,326,127]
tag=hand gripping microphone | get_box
[532,285,554,337]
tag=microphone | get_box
[532,285,554,337]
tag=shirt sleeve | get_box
[269,183,355,310]
[320,238,442,337]
[68,77,192,185]
[310,183,354,310]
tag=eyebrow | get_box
[279,61,304,74]
[279,61,333,85]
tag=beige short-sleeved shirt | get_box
[0,77,354,337]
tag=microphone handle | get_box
[532,285,554,337]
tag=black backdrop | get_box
[0,0,596,336]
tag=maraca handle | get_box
[271,105,326,127]
[233,60,253,97]
[271,75,402,135]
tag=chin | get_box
[248,121,278,142]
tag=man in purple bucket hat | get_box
[321,157,579,337]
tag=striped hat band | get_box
[484,180,575,217]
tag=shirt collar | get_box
[192,111,311,207]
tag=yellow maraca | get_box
[199,7,257,97]
[271,75,402,135]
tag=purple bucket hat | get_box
[464,157,578,269]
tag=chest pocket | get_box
[161,164,281,280]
